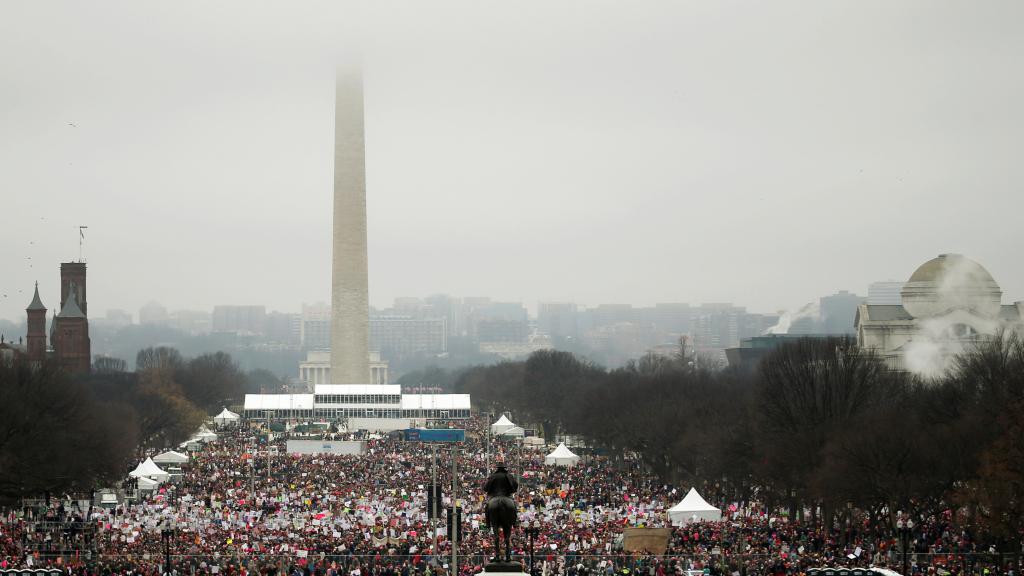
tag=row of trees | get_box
[0,347,257,503]
[454,333,1024,545]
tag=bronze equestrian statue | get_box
[483,459,519,565]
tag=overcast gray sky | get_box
[2,0,1023,322]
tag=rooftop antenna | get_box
[78,226,88,262]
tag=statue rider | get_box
[483,459,520,565]
[484,459,519,500]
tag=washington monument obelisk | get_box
[330,70,371,384]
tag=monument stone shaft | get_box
[331,71,371,384]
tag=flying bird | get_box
[68,122,77,128]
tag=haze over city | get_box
[3,0,1023,323]
[5,2,1024,575]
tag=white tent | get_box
[129,457,170,482]
[544,443,581,466]
[190,426,218,443]
[499,425,525,439]
[491,415,516,435]
[152,450,189,465]
[667,488,722,525]
[213,407,241,426]
[136,476,161,491]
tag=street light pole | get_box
[485,411,492,473]
[431,445,438,567]
[525,520,541,576]
[451,446,458,576]
[161,522,176,576]
[265,410,272,481]
[897,516,915,576]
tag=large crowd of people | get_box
[0,415,1017,576]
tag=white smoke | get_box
[902,255,1002,379]
[765,301,820,335]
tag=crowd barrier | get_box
[6,552,1023,575]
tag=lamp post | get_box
[161,522,177,576]
[897,517,915,576]
[265,409,273,480]
[431,445,438,568]
[451,446,459,576]
[845,501,853,549]
[525,519,542,576]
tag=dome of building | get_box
[907,254,996,284]
[901,253,1002,319]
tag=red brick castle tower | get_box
[51,262,91,374]
[25,282,47,363]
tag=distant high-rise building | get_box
[463,300,528,340]
[370,316,448,359]
[139,301,169,326]
[819,290,866,335]
[868,281,905,305]
[476,319,529,343]
[692,304,743,350]
[266,312,301,345]
[301,302,332,350]
[647,303,693,335]
[212,305,266,335]
[424,294,464,337]
[587,304,636,328]
[171,310,212,335]
[538,302,579,339]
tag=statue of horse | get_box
[483,461,519,564]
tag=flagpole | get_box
[78,226,88,262]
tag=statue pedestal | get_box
[481,560,528,575]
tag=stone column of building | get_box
[330,70,371,384]
[25,282,47,362]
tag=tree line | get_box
[454,333,1024,547]
[0,347,270,504]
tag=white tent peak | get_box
[491,415,516,435]
[130,457,169,481]
[215,407,240,419]
[493,415,513,426]
[549,443,576,458]
[667,487,722,525]
[544,442,580,466]
[671,488,718,511]
[214,407,241,426]
[153,450,189,464]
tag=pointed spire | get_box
[26,281,46,312]
[57,289,85,319]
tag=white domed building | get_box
[855,254,1024,377]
